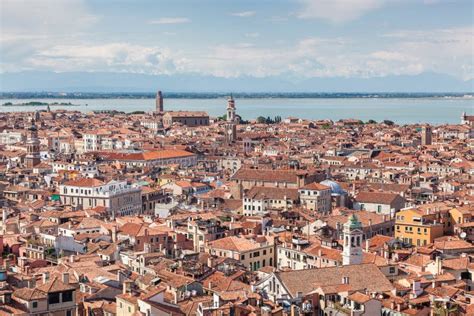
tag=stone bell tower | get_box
[342,214,363,265]
[225,95,237,143]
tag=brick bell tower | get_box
[156,90,164,113]
[25,113,41,168]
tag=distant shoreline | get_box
[0,92,473,100]
[2,101,80,107]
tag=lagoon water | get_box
[1,97,473,124]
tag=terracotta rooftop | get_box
[36,276,76,293]
[232,168,299,183]
[274,263,394,297]
[245,186,299,201]
[63,178,105,187]
[355,191,403,205]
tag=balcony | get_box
[326,301,351,315]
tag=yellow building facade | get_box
[395,209,444,247]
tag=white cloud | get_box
[4,27,471,81]
[370,51,412,62]
[245,32,260,38]
[297,0,384,23]
[1,0,99,36]
[381,27,474,80]
[0,0,100,71]
[148,17,191,24]
[231,11,256,17]
[0,1,471,82]
[26,43,188,75]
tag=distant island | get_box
[2,101,79,107]
[0,92,473,100]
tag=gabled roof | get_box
[63,178,104,187]
[246,186,299,201]
[36,276,76,293]
[300,182,331,191]
[355,191,403,205]
[208,236,270,252]
[274,263,394,298]
[13,288,47,301]
[100,149,195,162]
[231,168,298,183]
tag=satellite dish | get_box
[460,232,467,239]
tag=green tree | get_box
[257,116,266,124]
[383,120,395,126]
[366,119,377,124]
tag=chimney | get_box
[62,272,69,284]
[207,256,214,268]
[435,256,442,275]
[43,272,50,283]
[123,280,133,294]
[27,277,36,289]
[69,255,76,263]
[144,243,152,253]
[111,226,117,242]
[365,240,369,252]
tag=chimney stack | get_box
[207,256,214,268]
[42,272,50,283]
[123,280,133,295]
[27,277,36,289]
[62,272,69,284]
[111,226,117,242]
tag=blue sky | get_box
[1,0,473,86]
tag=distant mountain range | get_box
[1,71,473,93]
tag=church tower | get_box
[25,113,41,168]
[156,90,164,112]
[342,214,363,265]
[421,125,432,146]
[225,95,237,143]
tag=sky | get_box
[0,0,473,91]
